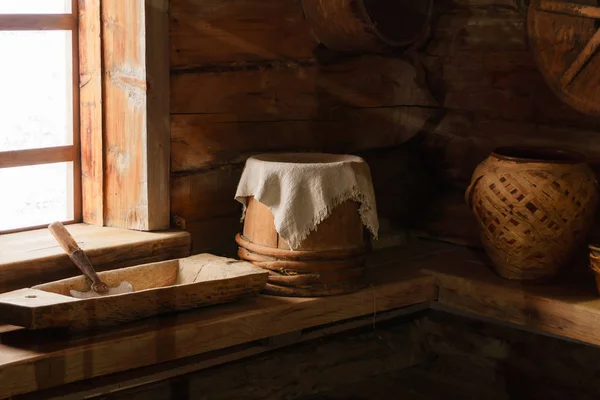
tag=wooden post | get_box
[97,0,170,230]
[79,0,104,226]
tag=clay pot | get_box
[465,146,598,281]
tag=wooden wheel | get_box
[528,0,600,117]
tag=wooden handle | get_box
[48,222,108,294]
[48,221,82,256]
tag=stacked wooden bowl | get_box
[236,197,368,297]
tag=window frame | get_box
[0,0,170,236]
[0,2,82,234]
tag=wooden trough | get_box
[0,254,268,331]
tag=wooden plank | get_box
[0,146,75,168]
[102,0,170,231]
[169,0,315,68]
[79,0,104,226]
[0,14,76,30]
[0,244,437,398]
[0,224,191,294]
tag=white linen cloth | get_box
[235,153,379,250]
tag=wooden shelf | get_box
[0,243,436,399]
[426,244,600,347]
[2,239,600,398]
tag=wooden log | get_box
[170,0,316,68]
[171,106,437,172]
[171,57,435,115]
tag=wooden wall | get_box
[168,0,439,254]
[169,0,600,254]
[407,0,600,245]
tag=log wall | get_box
[169,0,600,254]
[168,0,440,254]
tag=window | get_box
[0,0,80,233]
[0,0,170,236]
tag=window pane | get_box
[0,31,72,151]
[0,162,73,231]
[0,0,71,14]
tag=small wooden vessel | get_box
[237,197,368,297]
[0,254,268,331]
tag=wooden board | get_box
[0,244,437,399]
[0,224,191,294]
[0,255,268,331]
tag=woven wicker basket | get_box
[466,147,598,281]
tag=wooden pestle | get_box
[48,221,109,294]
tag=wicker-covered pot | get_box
[465,147,598,281]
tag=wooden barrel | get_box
[236,197,368,297]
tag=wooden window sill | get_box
[2,239,600,398]
[0,223,191,294]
